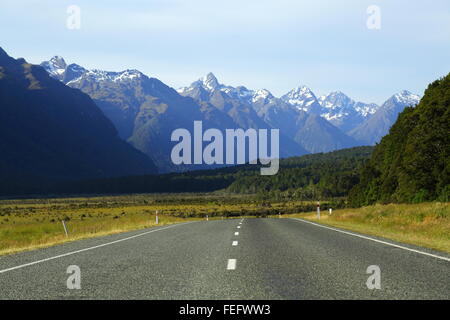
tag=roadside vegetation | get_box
[0,193,326,256]
[282,202,450,253]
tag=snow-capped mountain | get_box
[318,91,379,132]
[40,56,67,81]
[388,90,421,109]
[41,56,143,86]
[178,73,307,156]
[180,73,362,154]
[348,90,421,145]
[178,72,259,106]
[280,86,323,114]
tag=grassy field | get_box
[0,193,318,256]
[2,193,447,256]
[281,202,450,253]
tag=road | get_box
[0,218,449,299]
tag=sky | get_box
[1,0,449,104]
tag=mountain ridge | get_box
[0,48,158,194]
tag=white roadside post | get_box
[329,208,332,215]
[62,220,69,237]
[278,212,281,218]
[317,201,320,220]
[206,215,209,221]
[155,210,159,224]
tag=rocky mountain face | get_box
[348,91,421,145]
[0,48,157,193]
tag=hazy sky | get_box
[1,0,449,104]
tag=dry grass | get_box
[281,202,450,253]
[0,193,310,256]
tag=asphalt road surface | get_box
[0,218,449,299]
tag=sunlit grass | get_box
[281,202,450,253]
[0,193,314,255]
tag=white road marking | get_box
[292,218,450,262]
[0,222,195,274]
[232,241,238,246]
[235,232,239,236]
[237,226,241,229]
[227,259,237,270]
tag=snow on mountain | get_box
[280,86,323,113]
[40,56,67,80]
[201,72,220,90]
[348,90,421,145]
[391,90,421,107]
[317,91,379,132]
[41,56,144,85]
[252,89,274,104]
[67,69,143,85]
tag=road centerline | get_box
[227,259,237,270]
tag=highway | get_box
[0,218,449,299]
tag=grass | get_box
[280,202,450,253]
[0,193,315,256]
[3,193,447,256]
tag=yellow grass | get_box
[281,202,450,253]
[0,193,306,256]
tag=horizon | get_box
[1,0,449,105]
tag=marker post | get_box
[317,201,320,220]
[62,220,69,237]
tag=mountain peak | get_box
[392,90,420,105]
[40,56,68,80]
[49,56,67,69]
[292,85,313,95]
[252,89,274,102]
[201,72,220,90]
[281,85,321,113]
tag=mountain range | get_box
[36,54,422,174]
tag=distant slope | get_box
[43,146,373,199]
[349,74,450,205]
[348,91,421,145]
[0,48,157,194]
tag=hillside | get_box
[20,146,374,198]
[0,48,157,194]
[349,74,450,205]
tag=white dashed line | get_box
[227,259,237,270]
[232,241,238,246]
[234,232,239,236]
[237,226,241,229]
